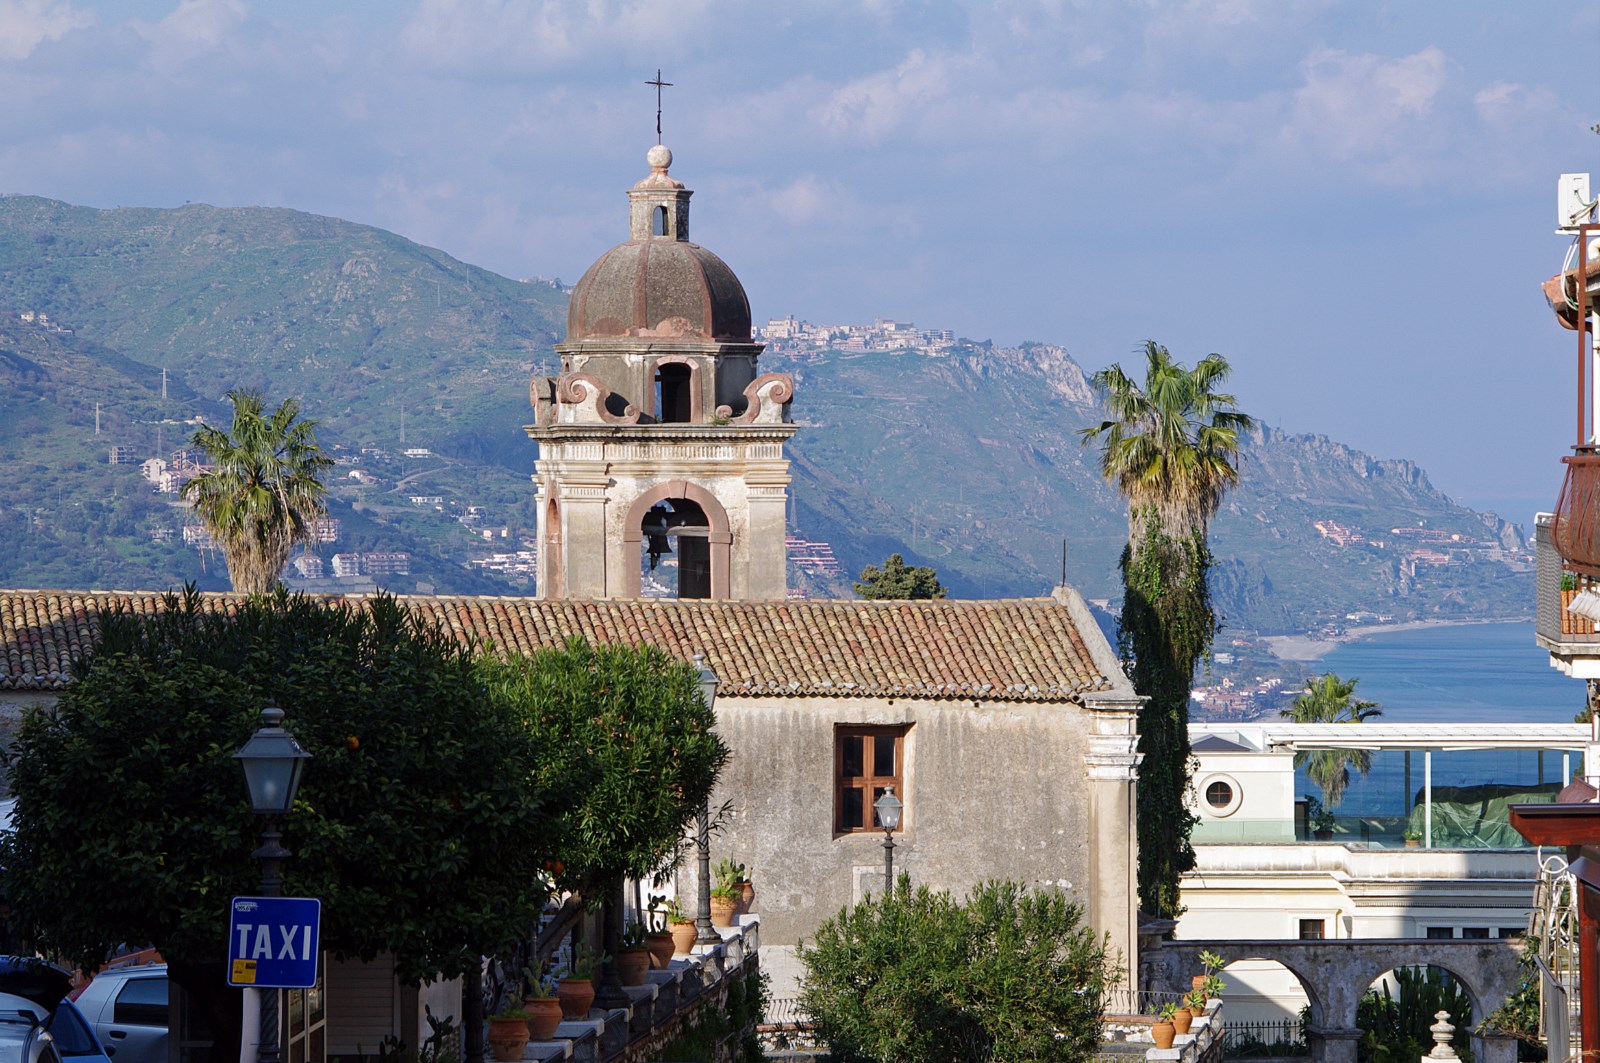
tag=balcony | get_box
[1536,512,1600,672]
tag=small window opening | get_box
[652,205,668,237]
[1205,780,1234,809]
[655,362,692,423]
[1297,919,1326,940]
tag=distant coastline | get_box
[1262,617,1533,662]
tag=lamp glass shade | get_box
[234,707,312,814]
[874,786,902,831]
[693,654,719,713]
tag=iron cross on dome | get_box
[646,69,673,144]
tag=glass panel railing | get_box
[1194,747,1570,849]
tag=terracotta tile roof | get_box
[0,589,1120,703]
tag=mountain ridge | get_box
[0,195,1532,635]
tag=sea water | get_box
[1290,622,1583,826]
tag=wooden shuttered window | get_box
[835,725,907,834]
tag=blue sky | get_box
[1,0,1595,523]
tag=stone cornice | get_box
[526,423,797,444]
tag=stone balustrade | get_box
[521,916,760,1063]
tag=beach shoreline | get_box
[1261,616,1533,662]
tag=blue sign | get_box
[227,896,321,989]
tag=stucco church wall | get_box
[703,693,1096,946]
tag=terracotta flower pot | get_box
[1152,1021,1176,1049]
[669,920,698,955]
[710,895,737,928]
[487,1017,530,1062]
[1172,1009,1192,1035]
[1191,975,1208,999]
[557,978,594,1020]
[1190,1005,1206,1020]
[618,947,651,986]
[523,998,563,1040]
[737,880,755,915]
[645,932,676,969]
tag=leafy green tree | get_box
[477,639,729,959]
[799,877,1113,1063]
[1280,673,1382,809]
[854,553,947,600]
[2,589,569,1056]
[182,390,333,593]
[1079,341,1254,918]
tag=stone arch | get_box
[646,355,704,423]
[622,481,731,599]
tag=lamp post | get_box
[692,655,720,945]
[234,705,312,1063]
[874,786,902,891]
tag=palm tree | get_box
[182,390,333,594]
[1281,672,1382,809]
[1079,341,1254,918]
[1079,342,1255,546]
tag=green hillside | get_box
[0,195,1532,634]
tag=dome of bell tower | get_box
[565,146,752,343]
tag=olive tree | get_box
[2,588,572,1055]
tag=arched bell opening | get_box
[623,481,731,599]
[639,498,711,599]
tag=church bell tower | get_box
[527,145,796,600]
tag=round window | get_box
[1198,774,1242,818]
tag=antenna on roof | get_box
[1061,539,1067,587]
[646,69,673,144]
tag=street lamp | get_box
[234,705,312,1063]
[874,786,902,891]
[693,655,720,945]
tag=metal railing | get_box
[1103,988,1189,1016]
[1223,1019,1306,1058]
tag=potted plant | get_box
[664,897,697,956]
[1195,950,1224,999]
[1204,974,1226,1000]
[1186,988,1207,1019]
[1307,796,1336,840]
[486,1008,531,1062]
[618,921,651,986]
[644,894,677,969]
[715,858,754,915]
[556,944,602,1019]
[1403,827,1423,849]
[1170,999,1192,1035]
[521,966,563,1040]
[710,881,740,928]
[1152,1003,1178,1049]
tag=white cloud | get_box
[1280,47,1453,182]
[0,0,91,61]
[398,0,716,72]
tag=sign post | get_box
[228,897,321,989]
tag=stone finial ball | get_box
[647,144,673,170]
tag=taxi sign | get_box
[227,896,321,988]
